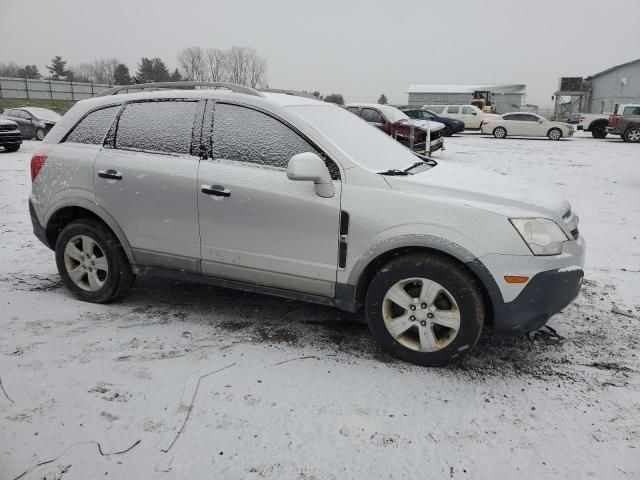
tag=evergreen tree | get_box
[136,57,170,82]
[324,93,344,105]
[113,63,132,85]
[22,65,41,79]
[169,68,183,81]
[46,56,71,80]
[377,93,388,105]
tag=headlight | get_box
[510,218,569,255]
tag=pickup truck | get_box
[577,113,610,138]
[608,104,640,143]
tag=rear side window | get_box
[115,100,197,154]
[461,106,475,114]
[361,108,384,124]
[212,103,340,180]
[622,106,640,116]
[447,106,460,114]
[428,106,444,114]
[65,105,120,145]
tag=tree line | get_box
[0,49,388,106]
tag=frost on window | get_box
[65,105,121,145]
[361,108,384,124]
[116,101,197,154]
[213,103,322,170]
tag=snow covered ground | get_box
[1,134,638,480]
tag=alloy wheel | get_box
[625,128,640,143]
[382,277,461,352]
[63,235,109,291]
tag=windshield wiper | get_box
[404,161,427,172]
[413,153,438,167]
[377,169,409,176]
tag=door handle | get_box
[98,169,123,180]
[201,184,231,197]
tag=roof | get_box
[586,58,640,80]
[345,103,408,123]
[407,84,526,94]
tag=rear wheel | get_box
[55,219,135,303]
[365,253,485,366]
[493,126,507,139]
[35,128,46,141]
[3,144,20,152]
[624,127,640,143]
[591,125,607,138]
[548,128,562,140]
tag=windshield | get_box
[289,104,422,172]
[23,107,61,122]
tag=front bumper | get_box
[491,268,584,335]
[469,236,585,336]
[0,131,22,146]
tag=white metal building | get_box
[584,58,640,113]
[407,84,526,113]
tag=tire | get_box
[623,127,640,143]
[443,126,452,137]
[591,126,607,139]
[493,126,507,139]
[35,128,46,141]
[55,218,135,303]
[547,128,562,141]
[3,144,20,152]
[364,253,485,367]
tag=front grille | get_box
[0,124,17,132]
[429,128,442,141]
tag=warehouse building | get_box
[584,58,640,113]
[406,84,526,113]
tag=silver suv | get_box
[29,82,585,366]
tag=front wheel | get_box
[365,253,485,367]
[3,144,20,152]
[35,128,46,141]
[591,126,607,139]
[624,127,640,143]
[493,126,507,139]
[55,219,135,303]
[548,128,562,140]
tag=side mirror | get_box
[287,152,335,198]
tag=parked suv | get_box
[29,83,585,366]
[0,119,22,151]
[423,105,499,129]
[607,104,640,143]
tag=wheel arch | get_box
[347,245,496,325]
[44,201,136,266]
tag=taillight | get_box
[31,152,48,181]
[610,115,618,126]
[579,114,585,123]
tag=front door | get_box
[198,102,342,297]
[94,99,201,271]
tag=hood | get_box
[395,119,445,132]
[0,118,18,127]
[386,161,570,219]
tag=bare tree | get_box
[247,49,267,88]
[205,48,227,82]
[72,63,95,83]
[225,46,249,85]
[177,47,207,81]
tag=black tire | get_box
[493,126,507,139]
[621,134,626,141]
[443,126,453,137]
[623,127,640,143]
[35,128,46,141]
[547,128,562,140]
[364,253,485,367]
[55,218,135,303]
[3,144,20,152]
[591,126,607,139]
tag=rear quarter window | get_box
[65,105,121,145]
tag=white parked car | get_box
[423,104,499,129]
[481,112,574,140]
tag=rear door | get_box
[502,113,525,135]
[460,106,480,128]
[93,99,201,271]
[444,105,462,124]
[197,102,342,297]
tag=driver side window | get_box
[212,103,341,180]
[361,108,385,124]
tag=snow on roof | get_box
[407,84,526,94]
[345,103,409,123]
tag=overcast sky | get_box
[1,0,639,106]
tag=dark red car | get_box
[345,103,445,153]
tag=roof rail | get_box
[259,88,320,100]
[95,81,265,97]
